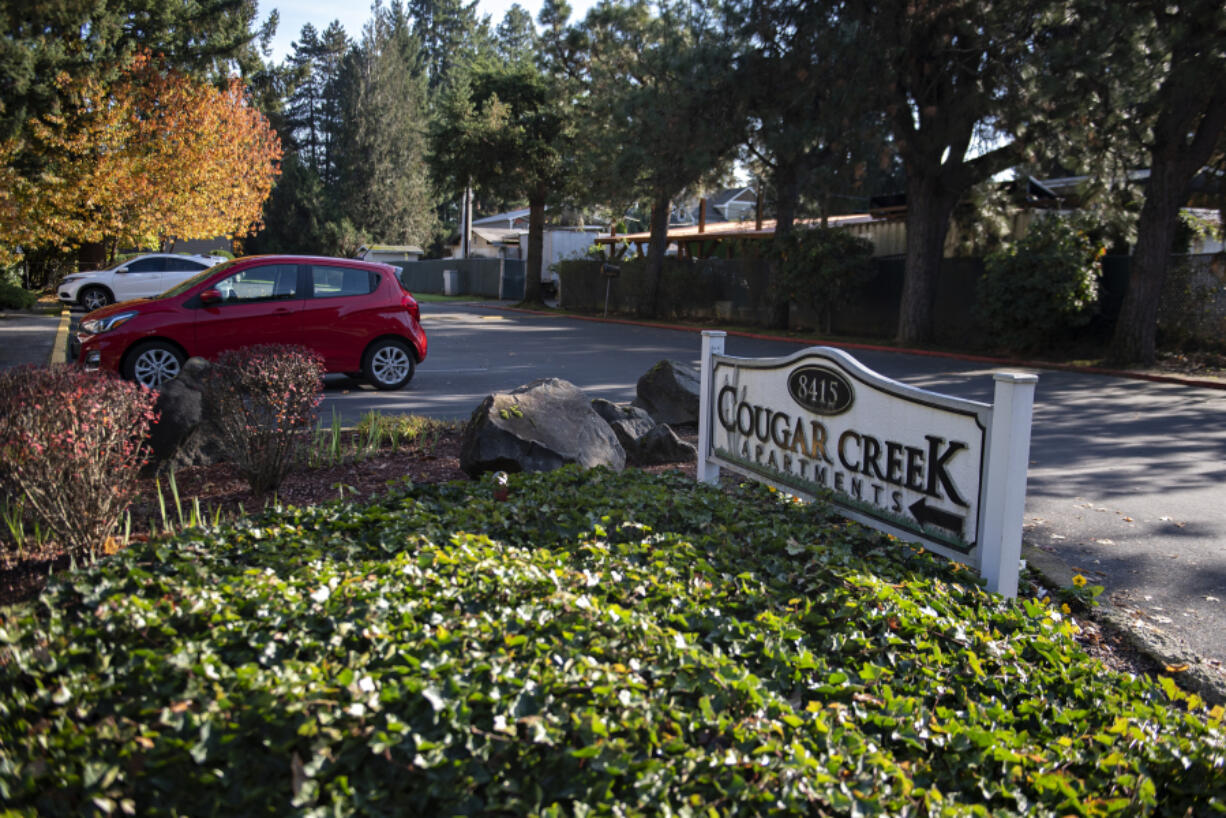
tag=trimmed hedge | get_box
[0,469,1222,815]
[0,365,157,559]
[201,344,324,496]
[0,281,37,310]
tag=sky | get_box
[262,0,596,62]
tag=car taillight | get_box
[402,294,420,321]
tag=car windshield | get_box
[158,259,235,298]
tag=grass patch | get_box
[413,292,497,303]
[305,410,457,468]
[1,468,1222,815]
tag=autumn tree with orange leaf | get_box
[0,53,281,264]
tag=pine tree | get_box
[283,22,352,185]
[577,0,745,316]
[333,3,437,248]
[408,0,482,89]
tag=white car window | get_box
[123,258,164,273]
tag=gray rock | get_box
[146,357,222,470]
[631,423,697,466]
[633,359,700,426]
[461,378,626,477]
[591,398,656,452]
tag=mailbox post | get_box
[601,263,620,317]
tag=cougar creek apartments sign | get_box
[696,332,1037,598]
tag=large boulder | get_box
[146,357,222,470]
[461,378,625,477]
[591,398,656,451]
[633,359,700,426]
[633,424,697,466]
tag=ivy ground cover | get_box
[1,468,1223,816]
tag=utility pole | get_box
[461,186,473,259]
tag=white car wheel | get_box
[80,286,112,312]
[363,339,415,390]
[124,342,184,388]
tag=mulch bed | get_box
[0,427,1158,679]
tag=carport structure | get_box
[593,212,875,260]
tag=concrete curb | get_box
[477,304,1226,392]
[1024,543,1226,704]
[50,309,71,365]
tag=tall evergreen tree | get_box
[283,22,352,186]
[333,2,436,248]
[578,0,745,315]
[408,0,482,89]
[1100,0,1226,363]
[851,0,1098,344]
[727,0,884,236]
[495,4,538,65]
[431,60,572,303]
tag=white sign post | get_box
[697,330,1037,598]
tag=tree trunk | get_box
[774,173,799,238]
[647,191,671,317]
[769,170,802,329]
[1110,88,1226,364]
[524,185,546,305]
[897,174,959,344]
[1109,167,1185,364]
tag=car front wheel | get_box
[123,341,185,388]
[79,286,112,312]
[362,339,415,390]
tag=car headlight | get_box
[58,274,84,287]
[81,311,137,334]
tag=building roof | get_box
[473,209,531,227]
[593,213,875,245]
[357,244,424,256]
[707,187,755,208]
[472,227,523,245]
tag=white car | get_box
[58,253,227,312]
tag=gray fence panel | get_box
[390,261,445,294]
[391,259,524,298]
[501,261,525,301]
[468,263,501,298]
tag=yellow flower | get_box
[1072,574,1088,588]
[1061,603,1071,615]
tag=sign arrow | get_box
[909,498,965,538]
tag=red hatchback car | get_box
[76,255,427,390]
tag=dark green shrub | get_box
[201,344,324,496]
[0,281,37,310]
[977,216,1104,351]
[1,469,1223,814]
[772,227,875,332]
[0,365,157,559]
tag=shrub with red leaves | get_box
[201,344,324,496]
[0,365,158,560]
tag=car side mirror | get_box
[116,266,129,274]
[200,288,222,305]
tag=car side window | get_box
[214,264,299,303]
[168,258,209,272]
[310,265,377,298]
[124,258,163,273]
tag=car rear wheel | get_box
[80,286,112,312]
[123,341,185,389]
[363,339,415,390]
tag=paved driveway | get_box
[324,303,1226,671]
